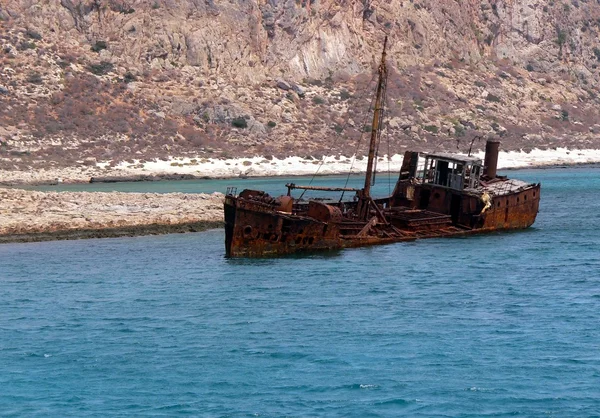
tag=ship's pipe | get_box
[484,140,500,179]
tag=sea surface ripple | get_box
[1,167,600,416]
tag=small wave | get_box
[375,398,410,406]
[340,383,381,390]
[466,386,490,392]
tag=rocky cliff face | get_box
[2,0,600,171]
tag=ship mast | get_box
[359,36,388,219]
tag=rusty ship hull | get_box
[223,39,540,258]
[224,179,540,258]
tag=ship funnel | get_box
[484,139,500,179]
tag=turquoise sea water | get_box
[2,167,600,416]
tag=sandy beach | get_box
[2,148,600,186]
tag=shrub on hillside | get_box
[88,61,114,75]
[91,41,107,53]
[231,117,248,128]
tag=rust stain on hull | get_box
[224,180,540,258]
[223,40,541,258]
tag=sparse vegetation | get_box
[18,41,36,51]
[4,1,600,170]
[556,29,567,55]
[91,41,108,53]
[123,72,137,83]
[25,29,42,40]
[453,123,466,137]
[486,94,502,103]
[88,61,114,76]
[413,98,425,111]
[27,72,43,84]
[339,89,351,100]
[312,96,325,105]
[231,117,248,128]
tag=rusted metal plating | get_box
[223,39,540,258]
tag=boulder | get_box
[291,83,305,97]
[276,79,292,90]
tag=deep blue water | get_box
[2,167,600,416]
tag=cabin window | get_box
[497,201,501,207]
[533,191,536,197]
[517,197,520,203]
[524,194,527,201]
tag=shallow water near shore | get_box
[22,164,600,196]
[2,167,600,416]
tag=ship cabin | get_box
[420,153,483,191]
[392,150,490,226]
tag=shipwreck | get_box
[224,38,540,258]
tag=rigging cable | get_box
[338,76,379,203]
[294,72,378,200]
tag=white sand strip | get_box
[102,148,600,178]
[2,148,600,185]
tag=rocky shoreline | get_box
[0,188,224,244]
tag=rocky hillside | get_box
[2,0,600,172]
